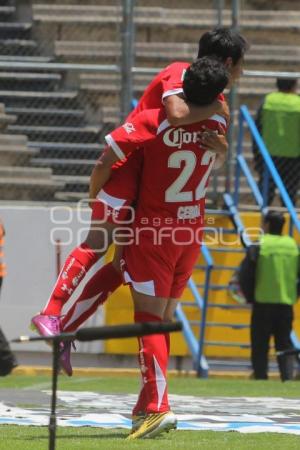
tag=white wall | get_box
[0,203,105,353]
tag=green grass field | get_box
[0,374,300,450]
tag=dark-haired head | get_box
[198,27,249,65]
[183,56,229,106]
[263,211,285,235]
[276,78,298,92]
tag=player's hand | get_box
[200,130,228,155]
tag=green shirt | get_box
[262,92,300,157]
[255,234,299,305]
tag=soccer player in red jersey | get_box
[89,60,229,438]
[31,28,247,374]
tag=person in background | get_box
[240,211,300,381]
[0,219,17,376]
[253,78,300,206]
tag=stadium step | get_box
[0,103,16,127]
[28,141,103,159]
[0,145,38,165]
[209,247,246,253]
[0,175,65,201]
[33,5,300,30]
[31,157,95,175]
[205,322,250,330]
[0,6,16,20]
[196,283,228,291]
[0,39,37,56]
[195,264,237,271]
[0,71,62,91]
[0,55,52,63]
[55,190,87,202]
[0,165,53,179]
[6,107,86,126]
[53,174,89,193]
[0,90,79,108]
[0,132,28,146]
[0,22,32,40]
[56,40,300,73]
[8,124,101,143]
[180,301,250,310]
[204,341,250,349]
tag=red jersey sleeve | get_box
[105,109,165,160]
[161,62,190,102]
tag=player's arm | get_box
[164,94,229,127]
[89,110,159,204]
[89,146,119,202]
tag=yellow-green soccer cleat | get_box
[127,411,177,439]
[130,413,146,434]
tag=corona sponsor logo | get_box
[163,127,204,149]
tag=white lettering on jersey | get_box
[122,122,135,134]
[163,127,204,149]
[177,205,201,219]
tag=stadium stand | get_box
[0,0,106,201]
[0,1,299,203]
[0,115,65,200]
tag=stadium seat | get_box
[0,22,32,39]
[0,71,62,91]
[6,106,86,126]
[0,165,66,201]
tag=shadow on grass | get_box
[16,432,126,441]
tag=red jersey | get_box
[105,109,227,230]
[127,61,225,121]
[108,61,225,170]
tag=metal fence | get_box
[0,0,300,205]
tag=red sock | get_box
[61,262,123,332]
[43,243,98,316]
[133,312,170,415]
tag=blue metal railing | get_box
[196,244,213,377]
[234,105,300,235]
[233,104,300,350]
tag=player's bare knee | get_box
[84,227,112,254]
[111,246,123,273]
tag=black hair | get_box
[263,211,285,235]
[276,78,297,92]
[183,56,229,106]
[197,27,249,65]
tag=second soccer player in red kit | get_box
[87,60,230,438]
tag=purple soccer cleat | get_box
[59,341,75,377]
[31,314,61,339]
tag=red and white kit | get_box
[105,108,227,298]
[92,61,225,224]
[55,61,225,333]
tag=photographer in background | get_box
[239,212,300,381]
